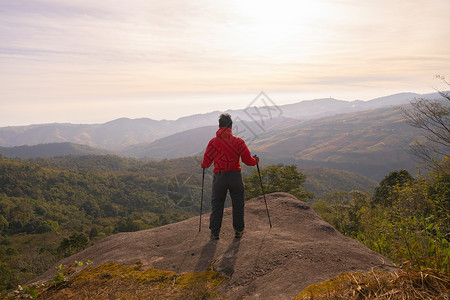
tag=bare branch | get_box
[400,77,450,164]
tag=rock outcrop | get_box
[31,193,394,299]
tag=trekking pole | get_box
[255,158,272,228]
[199,168,205,232]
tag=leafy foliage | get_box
[301,166,377,200]
[372,169,414,206]
[244,164,314,201]
[312,190,369,237]
[314,158,449,273]
[358,162,449,272]
[51,260,92,286]
[57,233,89,257]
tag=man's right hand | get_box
[253,155,259,163]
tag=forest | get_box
[0,154,207,290]
[0,141,448,292]
[0,152,376,290]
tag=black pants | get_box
[209,171,245,235]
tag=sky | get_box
[1,0,449,126]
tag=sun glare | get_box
[234,0,325,24]
[229,0,332,60]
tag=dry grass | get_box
[5,262,449,299]
[4,261,227,299]
[296,267,449,299]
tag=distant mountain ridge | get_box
[122,117,299,159]
[0,91,440,150]
[0,142,113,159]
[125,106,422,180]
[279,92,425,119]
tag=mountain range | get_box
[0,92,438,150]
[0,91,443,179]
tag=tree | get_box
[244,164,314,201]
[372,169,413,206]
[0,262,15,291]
[312,190,370,237]
[81,200,101,218]
[57,232,89,257]
[399,76,450,165]
[358,162,449,272]
[0,215,8,233]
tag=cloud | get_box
[0,0,449,126]
[0,0,104,18]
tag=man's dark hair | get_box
[219,113,232,128]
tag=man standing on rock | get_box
[201,113,259,240]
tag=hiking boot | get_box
[210,233,219,240]
[234,231,244,239]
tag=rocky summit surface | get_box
[31,192,394,299]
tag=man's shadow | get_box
[194,239,219,272]
[216,238,241,277]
